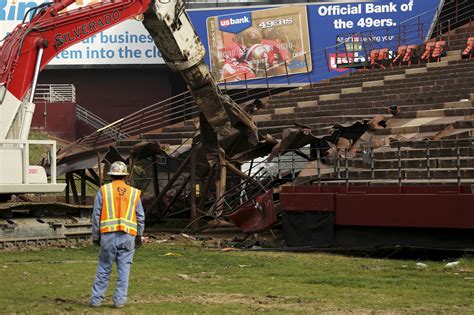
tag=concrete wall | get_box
[31,102,76,141]
[37,66,187,139]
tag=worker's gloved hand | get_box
[135,236,143,248]
[93,238,100,247]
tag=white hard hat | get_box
[108,161,129,176]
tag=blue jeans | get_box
[89,232,135,306]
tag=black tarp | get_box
[282,212,334,247]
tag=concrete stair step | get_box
[395,107,474,119]
[162,126,197,133]
[371,122,457,135]
[317,89,473,107]
[446,50,462,56]
[443,100,473,109]
[454,120,474,129]
[256,114,373,128]
[296,101,445,115]
[441,54,463,62]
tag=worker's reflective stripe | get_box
[100,225,137,234]
[101,218,137,230]
[126,188,138,221]
[100,223,137,235]
[100,222,137,232]
[104,184,114,220]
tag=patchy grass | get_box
[28,131,52,165]
[0,244,473,314]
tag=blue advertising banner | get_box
[187,0,444,87]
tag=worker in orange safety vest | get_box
[89,161,145,308]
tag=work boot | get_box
[88,302,101,307]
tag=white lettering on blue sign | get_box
[218,12,252,34]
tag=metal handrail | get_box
[33,84,76,103]
[75,104,108,130]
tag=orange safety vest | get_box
[100,180,141,236]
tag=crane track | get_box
[0,202,92,250]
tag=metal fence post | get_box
[284,60,290,85]
[139,111,145,139]
[417,16,421,40]
[244,72,249,97]
[277,155,281,180]
[93,130,103,148]
[370,142,375,181]
[181,97,186,123]
[426,140,431,179]
[397,144,402,191]
[291,150,295,181]
[345,148,349,188]
[397,25,401,49]
[316,147,321,186]
[116,119,125,143]
[264,64,271,97]
[304,52,312,85]
[403,25,407,46]
[324,48,331,72]
[456,145,461,191]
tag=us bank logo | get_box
[218,12,252,34]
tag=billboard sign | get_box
[206,5,311,82]
[189,0,444,86]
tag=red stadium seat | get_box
[402,45,417,65]
[378,48,389,60]
[431,41,446,61]
[420,41,436,62]
[369,49,379,66]
[461,37,474,59]
[370,48,389,69]
[391,45,407,67]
